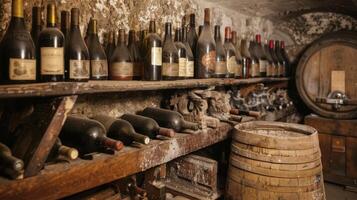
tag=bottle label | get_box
[236,63,242,77]
[9,58,36,80]
[69,60,90,79]
[162,62,179,77]
[201,51,216,74]
[91,60,108,78]
[251,61,260,77]
[186,60,194,77]
[273,63,280,76]
[266,63,273,77]
[278,63,284,76]
[133,62,143,77]
[111,62,133,77]
[215,60,226,75]
[178,58,187,77]
[259,59,267,73]
[227,56,237,74]
[41,47,64,75]
[151,47,162,66]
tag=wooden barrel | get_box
[296,31,357,119]
[226,121,325,200]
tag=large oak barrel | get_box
[226,121,325,200]
[296,31,357,119]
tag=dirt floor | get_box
[325,182,357,200]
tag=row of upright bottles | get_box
[0,0,290,84]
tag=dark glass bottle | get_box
[264,40,274,77]
[46,138,78,162]
[214,25,227,78]
[59,116,124,154]
[248,38,260,78]
[92,115,150,145]
[106,31,116,63]
[86,18,108,80]
[240,39,251,79]
[187,14,198,59]
[196,9,216,78]
[60,11,70,40]
[198,25,203,37]
[224,27,238,78]
[280,41,290,77]
[0,142,24,180]
[110,29,133,80]
[31,6,42,49]
[255,34,267,77]
[162,23,179,80]
[182,27,194,79]
[66,8,90,82]
[38,3,65,82]
[174,28,187,79]
[120,114,175,138]
[128,30,143,80]
[144,20,162,81]
[140,107,199,132]
[232,31,242,78]
[138,30,148,61]
[0,0,36,83]
[269,40,280,77]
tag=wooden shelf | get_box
[0,123,232,200]
[0,77,289,99]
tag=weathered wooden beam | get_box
[10,96,77,177]
[0,78,289,99]
[0,123,231,200]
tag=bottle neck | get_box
[224,27,232,43]
[214,26,221,41]
[158,127,175,138]
[32,7,41,27]
[118,30,126,45]
[164,23,172,40]
[189,14,195,27]
[97,136,123,151]
[174,28,182,42]
[87,19,98,35]
[61,11,70,31]
[128,30,136,45]
[12,0,24,18]
[182,27,188,42]
[204,9,210,26]
[71,8,80,29]
[181,120,199,130]
[149,21,156,33]
[46,4,57,28]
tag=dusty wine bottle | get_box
[140,107,199,132]
[214,25,227,78]
[224,27,238,78]
[120,114,175,138]
[240,38,251,79]
[275,40,286,77]
[106,31,116,63]
[264,40,274,77]
[128,30,143,80]
[162,23,179,80]
[280,41,290,77]
[66,8,90,82]
[174,27,187,79]
[47,138,78,162]
[232,31,243,78]
[187,14,198,60]
[60,116,124,154]
[92,115,150,145]
[31,6,42,48]
[196,8,216,78]
[255,34,267,77]
[144,19,162,81]
[182,27,194,79]
[0,0,36,83]
[38,3,65,82]
[86,18,108,80]
[0,142,24,179]
[248,38,260,78]
[269,40,280,77]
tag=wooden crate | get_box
[305,115,357,186]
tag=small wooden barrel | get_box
[296,31,357,119]
[226,121,325,200]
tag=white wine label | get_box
[259,59,267,73]
[331,70,346,93]
[266,63,273,77]
[202,51,216,73]
[251,62,260,77]
[186,60,194,77]
[41,47,64,75]
[236,64,243,77]
[133,62,143,76]
[111,62,133,77]
[215,60,227,74]
[70,60,90,79]
[227,56,237,74]
[274,63,280,77]
[151,47,162,66]
[91,60,108,77]
[9,58,36,80]
[178,58,187,77]
[162,62,179,76]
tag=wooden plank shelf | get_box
[0,77,289,99]
[0,123,232,200]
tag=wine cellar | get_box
[0,0,356,200]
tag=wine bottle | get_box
[254,34,267,77]
[269,40,280,77]
[138,30,148,61]
[214,25,227,78]
[0,142,24,179]
[162,23,179,80]
[182,27,194,79]
[224,27,238,78]
[110,29,134,80]
[60,116,124,154]
[248,38,260,78]
[38,3,65,82]
[86,18,108,80]
[144,19,162,81]
[240,38,251,79]
[47,138,78,161]
[174,27,187,79]
[264,40,274,77]
[196,8,216,78]
[0,0,36,83]
[31,6,42,48]
[92,115,150,145]
[232,31,242,78]
[280,41,290,77]
[140,107,199,132]
[275,40,288,77]
[128,30,143,80]
[106,31,116,63]
[120,114,175,138]
[66,8,90,82]
[187,14,198,59]
[198,25,203,37]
